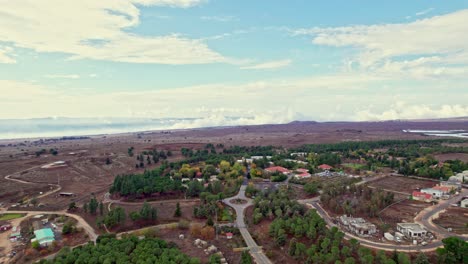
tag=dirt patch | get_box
[433,207,468,234]
[434,153,468,162]
[368,176,435,194]
[379,199,432,227]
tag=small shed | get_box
[226,232,233,239]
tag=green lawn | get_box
[342,163,366,169]
[0,213,24,221]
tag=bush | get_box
[32,240,40,249]
[178,219,190,230]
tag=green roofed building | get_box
[33,228,55,246]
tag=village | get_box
[0,138,467,263]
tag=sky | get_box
[1,0,468,127]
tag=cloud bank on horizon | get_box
[0,0,467,126]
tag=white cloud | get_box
[293,10,468,79]
[0,46,15,63]
[0,0,226,64]
[200,15,237,22]
[131,0,204,8]
[1,73,466,122]
[45,74,80,79]
[355,102,468,121]
[240,59,292,70]
[416,8,434,16]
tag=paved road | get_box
[223,185,272,264]
[307,200,468,252]
[415,188,468,239]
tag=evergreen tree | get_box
[174,202,182,217]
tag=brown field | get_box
[433,207,468,234]
[368,176,436,195]
[434,153,468,162]
[379,199,431,227]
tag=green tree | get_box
[413,252,430,264]
[436,236,468,264]
[89,197,99,215]
[62,222,75,235]
[99,202,104,216]
[174,202,182,217]
[140,201,151,220]
[397,252,411,264]
[68,202,77,211]
[241,251,253,264]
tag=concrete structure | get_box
[339,215,377,237]
[396,223,427,238]
[421,188,445,199]
[384,232,394,241]
[412,191,433,203]
[290,152,308,157]
[461,199,468,208]
[284,159,308,165]
[33,228,55,246]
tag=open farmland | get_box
[379,199,432,226]
[433,207,468,235]
[368,176,436,195]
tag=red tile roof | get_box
[265,166,290,173]
[432,186,451,192]
[318,164,333,170]
[296,168,309,173]
[412,191,432,200]
[297,172,311,177]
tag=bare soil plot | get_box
[379,199,431,227]
[433,207,468,235]
[434,153,468,162]
[368,176,435,195]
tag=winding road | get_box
[223,185,272,264]
[306,195,468,252]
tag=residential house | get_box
[420,188,445,199]
[295,172,312,179]
[265,166,291,175]
[396,223,427,238]
[32,228,55,247]
[412,191,433,203]
[226,232,233,239]
[318,164,333,171]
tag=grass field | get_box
[0,213,24,221]
[342,163,366,169]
